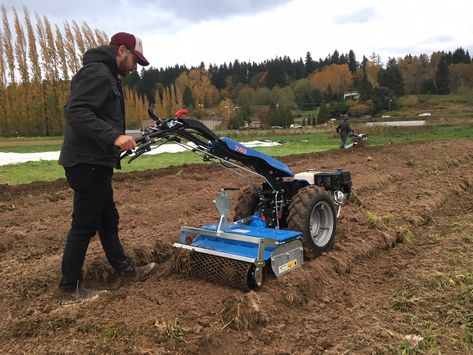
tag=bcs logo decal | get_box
[234,145,247,154]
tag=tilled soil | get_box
[0,140,472,354]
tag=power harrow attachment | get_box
[176,189,304,290]
[122,109,352,290]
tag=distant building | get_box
[343,91,360,100]
[249,116,261,128]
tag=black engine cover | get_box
[314,169,352,193]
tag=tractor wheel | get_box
[233,185,259,221]
[287,186,337,260]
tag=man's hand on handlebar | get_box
[114,135,137,152]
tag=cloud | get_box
[333,6,377,25]
[6,0,291,24]
[4,0,293,37]
[2,0,473,68]
[421,35,454,45]
[140,0,292,21]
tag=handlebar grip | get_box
[135,136,147,144]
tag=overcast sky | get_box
[4,0,473,69]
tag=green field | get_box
[1,123,473,185]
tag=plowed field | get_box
[1,140,472,354]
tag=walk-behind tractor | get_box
[123,110,352,290]
[345,130,368,149]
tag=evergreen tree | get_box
[435,55,450,94]
[378,58,405,96]
[329,101,349,118]
[122,71,140,90]
[360,55,369,71]
[419,79,436,94]
[210,63,227,89]
[331,50,340,64]
[305,51,316,74]
[182,86,194,109]
[317,101,330,123]
[265,58,287,88]
[324,85,334,101]
[372,87,396,113]
[293,57,306,79]
[348,49,358,74]
[451,47,469,64]
[358,71,374,100]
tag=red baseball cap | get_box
[110,32,150,66]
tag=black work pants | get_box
[340,133,347,148]
[59,164,132,291]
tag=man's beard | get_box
[117,60,130,77]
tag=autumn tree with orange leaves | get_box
[309,64,353,95]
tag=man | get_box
[336,117,351,149]
[58,32,156,304]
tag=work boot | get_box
[58,287,108,306]
[119,262,157,283]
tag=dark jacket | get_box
[59,45,125,168]
[336,121,351,136]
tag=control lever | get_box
[128,139,154,163]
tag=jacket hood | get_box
[82,45,118,77]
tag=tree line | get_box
[0,5,148,135]
[123,45,472,128]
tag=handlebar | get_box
[121,108,293,190]
[121,108,218,162]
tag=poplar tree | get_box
[55,24,69,81]
[24,6,43,132]
[0,24,6,133]
[94,29,108,45]
[82,22,97,49]
[64,20,79,74]
[13,9,28,84]
[24,6,41,83]
[35,13,51,135]
[1,5,15,83]
[72,20,85,56]
[13,8,29,131]
[2,5,16,131]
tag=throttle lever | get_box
[120,149,133,160]
[128,140,153,163]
